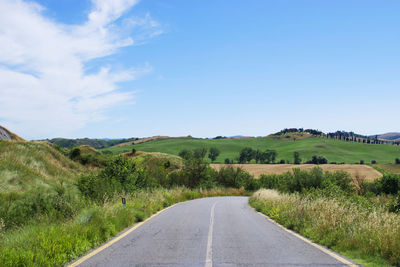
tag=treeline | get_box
[257,168,400,211]
[236,148,328,165]
[273,128,400,146]
[327,131,400,145]
[77,151,256,203]
[273,128,323,136]
[45,137,138,149]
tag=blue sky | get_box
[0,0,399,139]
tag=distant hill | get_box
[45,137,138,149]
[115,136,170,147]
[103,136,400,164]
[0,125,25,141]
[376,132,400,141]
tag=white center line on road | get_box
[205,201,217,267]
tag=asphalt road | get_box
[76,197,357,267]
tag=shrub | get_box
[258,167,353,194]
[77,156,150,203]
[215,166,254,189]
[293,151,301,164]
[381,175,400,195]
[69,147,81,160]
[178,149,192,160]
[371,160,377,164]
[306,155,328,164]
[208,147,220,162]
[395,158,400,164]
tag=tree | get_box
[224,158,231,164]
[131,148,136,155]
[294,152,301,164]
[381,175,400,195]
[306,155,327,164]
[265,150,277,164]
[395,158,400,165]
[254,149,262,163]
[179,149,192,159]
[239,147,254,163]
[208,147,220,162]
[193,148,207,159]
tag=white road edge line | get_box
[256,211,359,267]
[205,201,217,267]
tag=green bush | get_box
[77,156,151,203]
[0,188,79,230]
[215,166,255,189]
[258,167,353,194]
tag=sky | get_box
[0,0,399,140]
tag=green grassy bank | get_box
[250,189,400,267]
[0,187,244,267]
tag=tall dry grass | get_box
[250,189,400,266]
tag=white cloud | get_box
[0,0,160,138]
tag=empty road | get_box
[73,197,357,267]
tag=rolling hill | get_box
[102,136,400,164]
[376,132,400,142]
[0,140,83,193]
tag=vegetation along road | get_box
[71,197,357,267]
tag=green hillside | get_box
[0,140,84,193]
[103,136,400,164]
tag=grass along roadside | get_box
[0,187,245,267]
[249,189,399,267]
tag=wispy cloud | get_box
[0,0,160,138]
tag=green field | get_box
[103,137,400,164]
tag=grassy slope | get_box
[0,140,84,193]
[103,137,400,164]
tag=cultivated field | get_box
[102,136,400,164]
[211,163,383,182]
[376,164,400,174]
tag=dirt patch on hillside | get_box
[0,125,25,141]
[211,164,382,182]
[115,136,169,147]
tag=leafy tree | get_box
[294,151,301,164]
[179,149,192,159]
[306,155,328,164]
[131,148,136,155]
[395,158,400,164]
[193,148,208,159]
[380,175,400,195]
[239,147,254,163]
[224,158,231,164]
[208,147,220,162]
[265,150,278,164]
